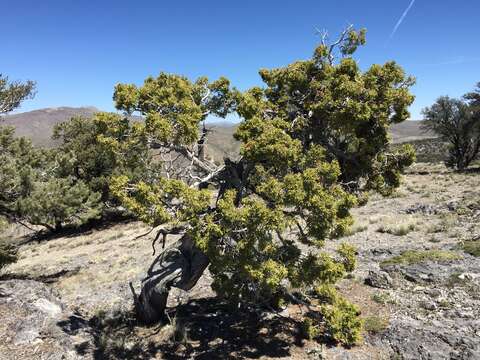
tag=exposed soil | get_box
[1,162,479,359]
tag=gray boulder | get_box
[0,279,93,360]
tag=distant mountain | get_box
[2,107,100,147]
[389,120,437,143]
[1,107,437,159]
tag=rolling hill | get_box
[1,107,437,159]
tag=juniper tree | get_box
[422,95,480,170]
[52,113,153,204]
[16,177,102,231]
[0,74,35,269]
[0,74,37,223]
[0,74,35,116]
[109,27,415,345]
[0,75,103,232]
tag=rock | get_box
[425,288,442,298]
[404,203,439,215]
[421,300,437,311]
[384,317,480,360]
[34,298,62,316]
[0,279,93,360]
[365,270,394,289]
[382,257,480,285]
[458,272,480,281]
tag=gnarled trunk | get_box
[133,234,209,324]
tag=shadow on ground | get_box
[58,297,310,360]
[19,211,135,245]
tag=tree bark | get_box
[133,234,209,324]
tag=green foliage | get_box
[52,113,152,202]
[422,95,480,170]
[109,27,414,346]
[300,317,320,340]
[315,284,340,304]
[17,177,102,231]
[0,87,107,231]
[111,175,211,227]
[114,73,236,146]
[321,297,363,345]
[0,122,46,222]
[337,243,357,272]
[0,122,103,231]
[312,283,363,345]
[0,74,35,116]
[235,31,416,196]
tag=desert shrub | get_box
[337,243,357,272]
[300,317,320,340]
[315,284,340,304]
[321,297,363,345]
[371,292,395,305]
[343,223,368,236]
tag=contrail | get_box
[389,0,416,40]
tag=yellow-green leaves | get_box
[111,175,211,227]
[107,28,413,346]
[114,72,235,146]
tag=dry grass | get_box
[377,221,417,236]
[363,316,389,334]
[380,249,462,267]
[461,240,480,257]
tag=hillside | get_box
[2,107,100,147]
[2,162,479,359]
[2,107,436,155]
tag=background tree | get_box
[52,113,153,204]
[110,27,415,345]
[0,74,35,270]
[0,74,35,116]
[0,75,103,232]
[464,82,480,108]
[16,177,102,232]
[422,95,480,170]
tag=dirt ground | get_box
[1,162,479,359]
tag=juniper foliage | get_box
[108,27,414,345]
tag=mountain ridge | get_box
[1,107,437,155]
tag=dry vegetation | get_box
[1,160,479,359]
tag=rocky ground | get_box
[1,162,479,359]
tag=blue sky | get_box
[1,0,479,120]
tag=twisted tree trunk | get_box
[132,234,209,324]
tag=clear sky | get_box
[1,0,479,120]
